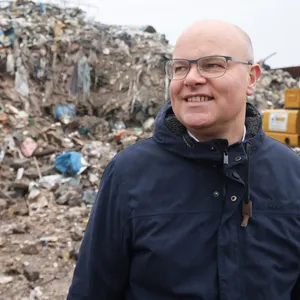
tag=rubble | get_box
[249,69,300,111]
[0,1,300,299]
[0,1,168,298]
[24,266,40,282]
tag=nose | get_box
[184,63,207,86]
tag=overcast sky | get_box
[56,0,300,69]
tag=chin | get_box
[180,114,214,130]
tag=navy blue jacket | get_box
[67,102,300,300]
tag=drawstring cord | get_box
[241,142,252,227]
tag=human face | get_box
[169,25,259,138]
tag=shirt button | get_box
[235,156,242,162]
[213,191,219,197]
[231,195,238,202]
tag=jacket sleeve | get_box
[291,274,300,299]
[67,159,131,299]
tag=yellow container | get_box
[264,132,300,147]
[285,88,300,109]
[262,109,300,134]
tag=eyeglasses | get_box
[165,55,253,80]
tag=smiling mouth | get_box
[185,96,214,102]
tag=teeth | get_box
[187,96,212,102]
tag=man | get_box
[67,19,300,299]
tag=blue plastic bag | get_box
[54,152,82,176]
[54,104,76,124]
[38,2,46,15]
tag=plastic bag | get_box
[6,50,15,75]
[54,152,82,176]
[15,65,29,97]
[54,104,76,124]
[70,56,91,98]
[78,56,91,96]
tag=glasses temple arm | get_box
[230,57,253,65]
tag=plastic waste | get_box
[70,56,91,99]
[39,175,73,189]
[28,182,41,200]
[28,119,35,126]
[112,120,126,132]
[16,168,24,180]
[4,25,14,47]
[0,29,5,46]
[15,65,29,97]
[3,135,16,151]
[38,2,46,15]
[1,135,18,162]
[77,157,89,175]
[6,50,15,75]
[78,55,91,97]
[81,141,114,160]
[0,149,5,162]
[5,104,19,114]
[20,137,38,157]
[0,26,14,48]
[54,152,82,176]
[54,104,76,125]
[79,127,89,135]
[34,57,47,79]
[82,190,98,205]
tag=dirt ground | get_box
[0,198,88,300]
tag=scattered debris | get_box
[0,275,13,285]
[249,69,300,112]
[0,1,169,298]
[24,266,40,282]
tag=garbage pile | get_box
[0,2,170,299]
[249,69,300,112]
[1,1,300,298]
[0,1,171,208]
[0,0,171,117]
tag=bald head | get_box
[174,19,254,62]
[233,24,254,62]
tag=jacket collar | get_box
[153,101,265,163]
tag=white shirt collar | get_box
[187,125,247,142]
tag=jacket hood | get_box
[153,101,265,162]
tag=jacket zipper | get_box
[223,149,228,198]
[223,149,228,165]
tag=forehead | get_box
[173,27,246,59]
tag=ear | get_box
[246,64,261,96]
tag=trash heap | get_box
[0,1,300,299]
[249,69,300,112]
[0,2,171,298]
[0,1,172,209]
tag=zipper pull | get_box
[223,150,228,165]
[241,200,252,227]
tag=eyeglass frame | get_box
[165,55,253,80]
